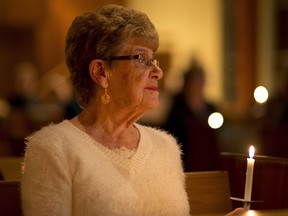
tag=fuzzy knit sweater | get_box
[21,120,190,216]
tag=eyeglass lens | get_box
[138,53,159,67]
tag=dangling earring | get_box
[101,88,110,104]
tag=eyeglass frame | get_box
[101,53,159,67]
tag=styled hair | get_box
[65,4,159,108]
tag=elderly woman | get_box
[21,4,243,216]
[21,4,188,216]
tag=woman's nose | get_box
[150,64,163,80]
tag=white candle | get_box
[244,146,255,201]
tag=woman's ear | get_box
[89,59,109,88]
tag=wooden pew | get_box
[185,171,232,215]
[0,157,23,180]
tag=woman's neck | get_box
[70,111,140,149]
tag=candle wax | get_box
[244,157,255,201]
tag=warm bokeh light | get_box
[208,112,224,129]
[254,86,269,103]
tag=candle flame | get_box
[249,146,255,158]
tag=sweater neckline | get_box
[63,120,152,174]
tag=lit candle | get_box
[244,146,255,201]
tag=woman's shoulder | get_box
[27,120,71,140]
[24,120,78,154]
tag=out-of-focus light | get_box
[247,210,256,216]
[208,112,224,129]
[254,86,269,103]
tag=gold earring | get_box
[101,88,110,104]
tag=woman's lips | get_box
[145,86,158,91]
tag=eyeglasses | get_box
[102,53,159,67]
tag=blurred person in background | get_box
[261,68,288,125]
[163,59,220,172]
[7,61,41,156]
[260,68,288,158]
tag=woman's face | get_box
[106,39,163,112]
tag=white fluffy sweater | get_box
[21,120,190,216]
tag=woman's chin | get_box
[148,102,159,110]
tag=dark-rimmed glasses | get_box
[102,53,159,67]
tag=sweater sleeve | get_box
[21,132,72,216]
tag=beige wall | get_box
[0,0,279,111]
[127,0,223,103]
